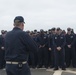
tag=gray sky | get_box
[0,0,76,32]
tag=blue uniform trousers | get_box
[6,63,31,75]
[54,49,65,68]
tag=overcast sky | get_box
[0,0,76,32]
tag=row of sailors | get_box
[28,27,76,70]
[0,28,76,70]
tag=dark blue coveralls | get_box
[37,33,48,68]
[53,34,66,69]
[32,35,38,68]
[28,35,38,68]
[48,34,55,68]
[75,34,76,59]
[65,33,76,67]
[5,27,37,75]
[0,35,5,69]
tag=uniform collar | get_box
[13,27,22,31]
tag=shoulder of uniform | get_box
[20,31,30,37]
[0,35,2,39]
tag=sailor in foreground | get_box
[5,16,37,75]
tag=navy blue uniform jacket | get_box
[53,34,66,49]
[5,27,37,62]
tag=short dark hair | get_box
[57,28,61,31]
